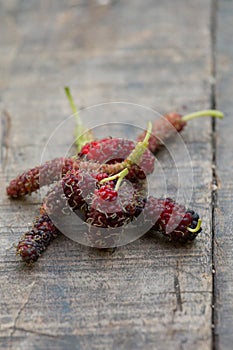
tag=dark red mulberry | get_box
[84,179,147,248]
[96,185,118,201]
[79,138,111,157]
[79,138,155,177]
[43,169,97,217]
[6,157,79,198]
[16,211,60,263]
[143,197,202,242]
[86,179,147,228]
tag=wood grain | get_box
[0,0,216,349]
[214,0,233,349]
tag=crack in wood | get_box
[10,326,60,339]
[210,0,219,349]
[9,282,36,348]
[174,271,183,312]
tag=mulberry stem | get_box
[64,86,94,152]
[64,86,78,115]
[182,109,224,122]
[99,167,129,191]
[187,218,202,233]
[115,168,129,191]
[124,122,152,167]
[99,168,129,186]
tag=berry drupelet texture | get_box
[16,210,60,263]
[143,197,202,242]
[84,180,147,248]
[79,138,110,158]
[96,185,118,201]
[43,169,98,218]
[86,180,147,228]
[6,157,79,198]
[79,138,155,176]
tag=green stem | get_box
[64,86,94,153]
[124,121,152,166]
[99,168,129,192]
[187,218,202,233]
[115,168,129,191]
[182,109,224,122]
[64,86,78,115]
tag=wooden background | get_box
[0,0,232,349]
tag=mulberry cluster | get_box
[9,105,223,263]
[41,168,201,248]
[6,143,154,198]
[15,161,202,261]
[7,109,223,198]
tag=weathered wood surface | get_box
[214,0,233,349]
[0,0,223,349]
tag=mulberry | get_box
[143,197,202,242]
[79,138,155,176]
[6,157,79,198]
[137,110,224,153]
[16,209,60,263]
[85,179,147,248]
[42,169,97,217]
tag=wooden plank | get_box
[0,0,214,349]
[214,0,233,349]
